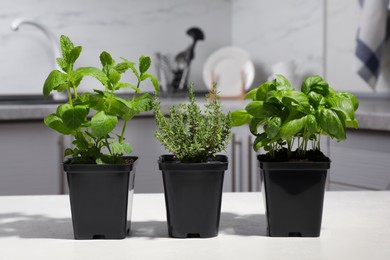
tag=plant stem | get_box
[120,120,127,142]
[132,80,141,101]
[67,88,73,106]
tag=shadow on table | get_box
[219,212,268,236]
[0,212,74,239]
[0,212,267,240]
[130,220,168,239]
[130,212,268,238]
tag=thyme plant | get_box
[154,85,232,163]
[43,35,159,164]
[231,74,359,160]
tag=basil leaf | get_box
[231,110,252,127]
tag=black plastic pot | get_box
[158,155,228,238]
[259,157,330,237]
[63,156,137,240]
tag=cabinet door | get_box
[328,129,390,190]
[227,126,259,192]
[0,121,60,195]
[119,117,168,193]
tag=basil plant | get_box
[43,35,159,164]
[231,74,359,160]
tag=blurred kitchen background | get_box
[1,0,390,195]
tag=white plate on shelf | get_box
[203,46,255,98]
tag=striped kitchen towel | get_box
[355,0,390,89]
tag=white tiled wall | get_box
[0,0,388,96]
[232,0,324,88]
[0,0,231,95]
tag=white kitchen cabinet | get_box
[0,121,61,195]
[328,129,390,190]
[227,126,259,192]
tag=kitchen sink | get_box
[0,90,210,105]
[0,95,63,105]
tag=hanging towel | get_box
[355,0,390,90]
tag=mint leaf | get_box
[100,51,114,66]
[44,113,73,135]
[141,72,160,93]
[139,55,151,74]
[61,105,89,130]
[68,46,82,65]
[91,111,118,138]
[43,70,68,96]
[72,67,109,87]
[60,35,74,61]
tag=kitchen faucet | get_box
[10,18,65,99]
[11,18,61,71]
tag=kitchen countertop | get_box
[0,191,389,260]
[1,97,390,132]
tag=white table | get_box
[0,192,389,260]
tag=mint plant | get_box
[231,74,359,161]
[43,35,159,164]
[154,84,232,163]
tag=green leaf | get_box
[253,133,269,152]
[56,58,68,72]
[327,95,356,122]
[68,46,82,65]
[246,101,281,119]
[139,55,151,74]
[245,101,264,117]
[44,113,73,135]
[280,117,305,140]
[43,70,68,96]
[100,51,114,66]
[114,82,135,91]
[141,73,160,93]
[264,117,281,139]
[114,61,133,74]
[282,90,311,113]
[301,75,329,96]
[231,110,252,127]
[274,74,293,89]
[91,111,118,138]
[338,92,359,111]
[110,142,123,155]
[249,117,263,135]
[72,67,109,87]
[243,88,257,100]
[108,69,121,86]
[110,141,132,155]
[60,35,74,61]
[109,97,136,120]
[61,105,89,130]
[133,93,153,112]
[64,148,74,157]
[346,118,359,129]
[307,91,324,108]
[122,142,132,154]
[255,81,276,101]
[305,114,317,135]
[317,107,346,141]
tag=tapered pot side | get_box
[259,156,330,237]
[158,155,228,238]
[63,156,137,240]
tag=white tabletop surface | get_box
[0,191,389,260]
